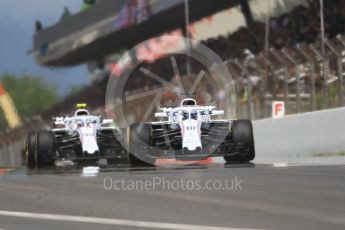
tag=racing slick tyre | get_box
[26,132,37,169]
[36,131,56,168]
[129,124,155,167]
[224,120,255,163]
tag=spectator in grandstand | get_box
[244,49,255,66]
[60,7,71,21]
[203,0,345,64]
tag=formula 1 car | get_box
[128,98,255,166]
[26,104,126,168]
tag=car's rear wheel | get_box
[224,120,255,163]
[36,131,56,168]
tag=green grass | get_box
[312,151,345,157]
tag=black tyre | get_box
[36,131,56,168]
[129,124,155,167]
[224,120,255,163]
[26,132,37,169]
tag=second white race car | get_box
[26,104,126,168]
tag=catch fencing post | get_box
[263,56,277,100]
[249,60,267,118]
[282,48,301,113]
[310,44,329,109]
[226,60,242,118]
[270,49,289,107]
[325,39,344,106]
[295,45,317,111]
[234,59,252,119]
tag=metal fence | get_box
[225,35,345,120]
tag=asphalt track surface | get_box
[0,162,344,230]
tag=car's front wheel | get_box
[224,120,255,163]
[36,131,56,168]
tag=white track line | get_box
[272,162,289,168]
[0,210,262,230]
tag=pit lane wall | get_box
[253,107,345,158]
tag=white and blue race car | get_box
[127,98,255,166]
[26,104,126,168]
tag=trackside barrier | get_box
[253,107,345,157]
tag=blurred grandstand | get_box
[2,0,345,166]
